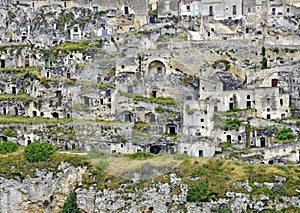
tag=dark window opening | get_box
[199,150,203,157]
[15,107,18,116]
[209,6,213,16]
[100,99,104,105]
[267,114,271,119]
[40,112,44,117]
[280,99,283,106]
[272,8,276,15]
[260,137,266,147]
[3,108,6,115]
[56,91,62,97]
[169,126,176,135]
[33,111,37,117]
[64,2,67,7]
[124,6,129,15]
[0,59,5,68]
[214,105,218,112]
[74,27,78,33]
[229,102,234,110]
[233,5,237,15]
[157,67,162,74]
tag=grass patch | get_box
[0,114,73,124]
[125,151,155,160]
[119,91,177,105]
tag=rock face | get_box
[0,168,300,213]
[0,162,86,213]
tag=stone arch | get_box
[119,111,133,122]
[145,112,156,123]
[165,122,178,135]
[148,60,166,75]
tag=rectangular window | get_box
[209,6,213,16]
[233,5,237,15]
[280,99,283,106]
[124,6,129,15]
[248,7,251,13]
[93,6,98,12]
[186,5,190,12]
[272,8,276,15]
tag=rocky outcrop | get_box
[0,162,86,213]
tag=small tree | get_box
[262,46,266,57]
[261,57,268,69]
[62,192,80,213]
[24,141,56,162]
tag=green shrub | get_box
[155,106,164,113]
[62,192,80,213]
[24,141,56,162]
[187,181,210,202]
[4,128,15,137]
[0,140,18,154]
[126,151,155,160]
[275,127,294,140]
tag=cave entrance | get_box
[52,112,59,118]
[150,145,161,154]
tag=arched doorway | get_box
[148,60,166,75]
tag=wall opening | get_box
[125,113,132,122]
[226,135,231,143]
[152,90,157,98]
[52,112,59,118]
[260,137,266,147]
[124,6,129,14]
[33,111,37,117]
[15,107,18,116]
[12,86,16,94]
[199,150,203,157]
[0,59,5,68]
[3,108,6,115]
[271,79,278,87]
[247,101,251,108]
[150,145,161,154]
